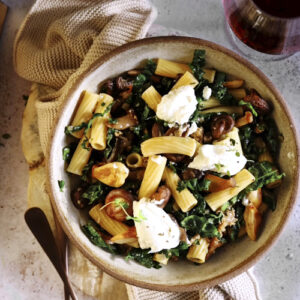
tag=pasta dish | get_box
[61,50,284,268]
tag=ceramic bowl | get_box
[47,36,299,291]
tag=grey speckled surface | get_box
[0,0,299,299]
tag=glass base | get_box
[225,21,293,62]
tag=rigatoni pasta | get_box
[67,134,92,175]
[172,71,198,90]
[141,136,197,157]
[138,155,167,199]
[163,167,197,212]
[155,58,191,78]
[89,93,113,150]
[187,238,209,263]
[205,169,255,211]
[89,204,138,247]
[70,91,100,138]
[141,86,161,111]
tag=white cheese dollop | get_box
[202,86,212,100]
[156,85,197,125]
[133,198,180,253]
[188,144,247,176]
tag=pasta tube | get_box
[126,153,144,168]
[155,58,191,78]
[70,91,100,138]
[163,167,197,212]
[200,96,221,109]
[203,68,216,83]
[89,93,113,150]
[89,204,138,247]
[141,86,162,111]
[141,136,197,157]
[228,88,246,99]
[67,135,92,175]
[187,238,209,263]
[153,253,169,265]
[138,155,167,199]
[172,71,198,90]
[205,169,255,211]
[200,106,243,115]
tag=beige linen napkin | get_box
[16,1,260,299]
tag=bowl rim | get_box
[47,36,300,292]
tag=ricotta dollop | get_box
[156,85,197,125]
[133,198,180,253]
[188,144,247,176]
[202,85,212,100]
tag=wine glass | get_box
[223,0,300,61]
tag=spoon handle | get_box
[25,207,77,300]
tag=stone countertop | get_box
[0,0,299,299]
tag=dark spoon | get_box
[25,207,78,300]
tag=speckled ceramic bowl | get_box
[47,36,299,291]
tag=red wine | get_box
[253,0,300,19]
[223,0,300,54]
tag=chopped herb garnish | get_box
[238,100,258,117]
[214,163,224,172]
[126,210,147,223]
[58,180,65,192]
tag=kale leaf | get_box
[177,178,211,196]
[143,59,157,77]
[239,125,259,160]
[126,248,161,269]
[64,122,87,135]
[159,242,190,258]
[189,49,206,82]
[81,160,94,182]
[181,213,222,238]
[82,182,111,205]
[246,161,285,192]
[104,128,116,159]
[211,71,227,100]
[211,72,236,105]
[82,222,116,254]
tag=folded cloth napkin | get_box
[15,1,261,299]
